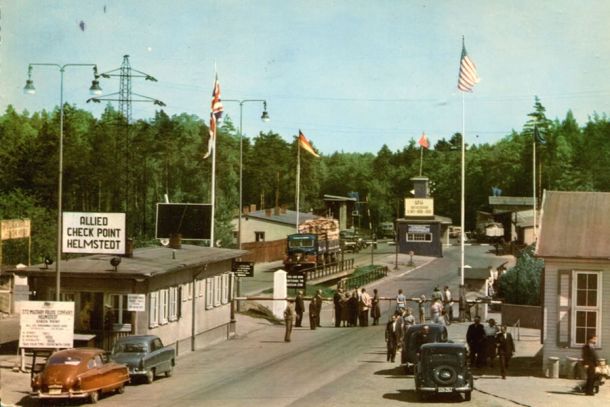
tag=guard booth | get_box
[396,177,451,257]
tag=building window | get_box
[255,231,265,242]
[214,275,221,306]
[222,273,230,304]
[159,289,169,325]
[572,271,601,346]
[205,278,214,309]
[406,233,432,242]
[198,279,204,297]
[149,291,159,328]
[169,287,178,322]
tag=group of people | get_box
[466,316,515,379]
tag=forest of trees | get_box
[0,97,609,265]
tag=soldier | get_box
[283,302,295,342]
[294,290,305,327]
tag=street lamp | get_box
[24,62,102,301]
[222,99,270,249]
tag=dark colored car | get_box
[414,343,473,401]
[401,324,448,373]
[111,335,175,383]
[31,347,129,404]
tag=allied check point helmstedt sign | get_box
[19,301,75,349]
[62,212,126,254]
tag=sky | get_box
[2,0,610,155]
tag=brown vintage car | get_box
[31,347,129,404]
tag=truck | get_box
[284,218,341,272]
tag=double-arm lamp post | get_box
[24,63,103,301]
[222,99,270,249]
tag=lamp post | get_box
[222,99,270,249]
[24,63,102,301]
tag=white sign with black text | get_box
[127,294,146,312]
[62,212,126,254]
[19,301,75,349]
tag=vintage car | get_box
[414,343,473,401]
[31,347,129,404]
[110,335,175,383]
[401,323,448,373]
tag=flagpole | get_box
[296,139,301,231]
[533,136,537,239]
[210,124,216,248]
[460,93,465,287]
[419,146,424,176]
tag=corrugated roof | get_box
[10,244,247,279]
[536,191,610,259]
[246,209,319,226]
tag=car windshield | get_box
[48,355,81,366]
[114,342,148,353]
[288,237,314,248]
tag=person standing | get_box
[495,324,515,379]
[385,313,401,362]
[582,334,600,395]
[416,295,427,324]
[430,298,444,324]
[308,298,317,330]
[294,290,305,327]
[340,292,350,327]
[314,289,323,327]
[443,286,453,324]
[283,302,295,342]
[396,289,406,313]
[358,288,371,327]
[466,316,486,368]
[371,288,381,325]
[484,319,500,367]
[333,289,343,327]
[348,290,359,327]
[431,286,443,302]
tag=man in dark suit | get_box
[308,298,317,330]
[333,289,343,327]
[385,312,402,362]
[582,334,600,395]
[295,291,305,327]
[495,324,515,379]
[314,290,323,327]
[466,316,486,367]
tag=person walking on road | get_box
[294,290,305,327]
[308,298,317,330]
[495,324,515,379]
[466,316,486,368]
[333,289,343,327]
[314,290,323,327]
[283,302,295,342]
[582,334,600,395]
[371,288,381,325]
[385,312,402,362]
[484,318,500,367]
[358,288,371,327]
[396,289,406,312]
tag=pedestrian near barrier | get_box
[430,298,443,324]
[371,288,381,325]
[348,290,359,327]
[495,324,515,379]
[385,312,401,363]
[358,287,371,327]
[284,302,295,342]
[416,294,427,323]
[466,316,486,368]
[443,285,454,324]
[333,289,343,327]
[295,290,305,327]
[314,290,323,327]
[484,318,499,367]
[308,299,317,330]
[396,289,406,312]
[340,292,350,327]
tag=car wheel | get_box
[416,389,426,401]
[464,390,472,401]
[116,384,125,394]
[165,362,174,377]
[89,390,100,404]
[146,368,155,384]
[432,365,458,386]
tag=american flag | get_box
[457,39,479,93]
[204,74,224,159]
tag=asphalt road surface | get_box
[92,245,512,406]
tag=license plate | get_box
[437,387,453,393]
[49,388,62,395]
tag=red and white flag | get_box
[457,38,480,93]
[204,74,224,159]
[298,130,320,158]
[418,132,430,149]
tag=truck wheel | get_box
[464,390,471,401]
[165,361,174,377]
[146,368,155,384]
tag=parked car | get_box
[448,226,461,238]
[414,342,473,401]
[401,324,448,373]
[111,335,175,384]
[31,347,129,404]
[340,230,367,252]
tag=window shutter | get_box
[557,270,571,347]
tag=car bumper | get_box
[419,385,472,393]
[128,367,150,376]
[32,390,90,400]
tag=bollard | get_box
[547,356,560,378]
[566,356,581,379]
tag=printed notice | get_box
[19,301,75,349]
[127,294,146,312]
[63,212,126,254]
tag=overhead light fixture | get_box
[261,101,270,122]
[24,66,36,94]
